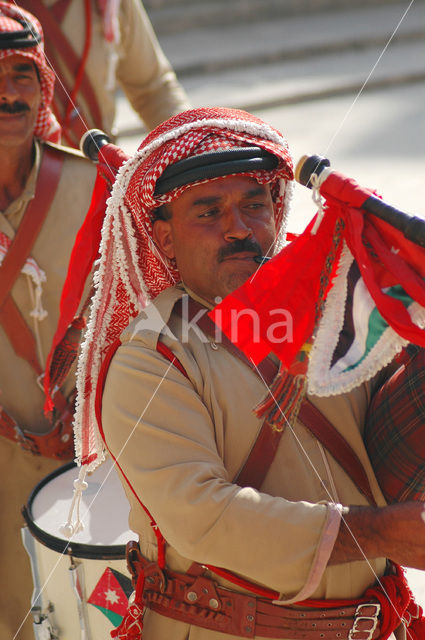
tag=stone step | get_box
[115,35,425,139]
[144,0,410,36]
[184,39,425,112]
[156,1,425,77]
[115,2,425,140]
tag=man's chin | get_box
[220,267,257,299]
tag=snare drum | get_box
[22,459,137,639]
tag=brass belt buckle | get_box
[349,602,381,640]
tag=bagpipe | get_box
[46,130,425,505]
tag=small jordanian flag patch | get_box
[87,567,133,627]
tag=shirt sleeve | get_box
[102,338,342,601]
[116,0,191,130]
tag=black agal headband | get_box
[154,146,279,196]
[0,16,41,49]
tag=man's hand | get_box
[330,502,425,569]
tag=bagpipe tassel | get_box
[255,368,306,431]
[111,568,145,640]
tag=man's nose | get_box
[223,208,253,241]
[0,76,19,101]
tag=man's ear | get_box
[152,220,175,259]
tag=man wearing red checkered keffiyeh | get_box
[66,107,425,640]
[0,1,60,141]
[73,107,294,472]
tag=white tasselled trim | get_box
[74,214,116,466]
[59,466,88,538]
[275,179,294,252]
[308,242,352,394]
[307,243,411,397]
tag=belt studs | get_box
[187,591,198,602]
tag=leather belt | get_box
[0,392,74,460]
[127,543,382,640]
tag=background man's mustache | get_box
[0,102,30,114]
[218,238,262,262]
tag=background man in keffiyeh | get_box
[11,0,191,148]
[0,3,97,637]
[76,108,425,639]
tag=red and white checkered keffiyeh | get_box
[74,107,294,471]
[0,2,60,142]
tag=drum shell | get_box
[21,536,131,637]
[22,460,136,638]
[364,347,425,503]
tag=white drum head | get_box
[23,459,136,558]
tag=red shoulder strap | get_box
[0,145,64,309]
[171,297,283,489]
[298,402,377,507]
[0,145,64,375]
[172,296,376,504]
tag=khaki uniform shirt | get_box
[102,285,390,640]
[0,141,96,640]
[29,0,191,135]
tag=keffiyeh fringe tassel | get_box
[255,369,306,432]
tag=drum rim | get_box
[22,461,128,560]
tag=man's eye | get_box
[199,208,219,218]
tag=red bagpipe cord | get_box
[363,564,425,640]
[44,143,129,413]
[111,569,145,640]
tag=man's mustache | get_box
[0,101,30,114]
[218,237,263,262]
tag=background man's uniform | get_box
[0,141,96,640]
[0,4,97,637]
[16,0,191,146]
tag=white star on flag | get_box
[105,589,120,604]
